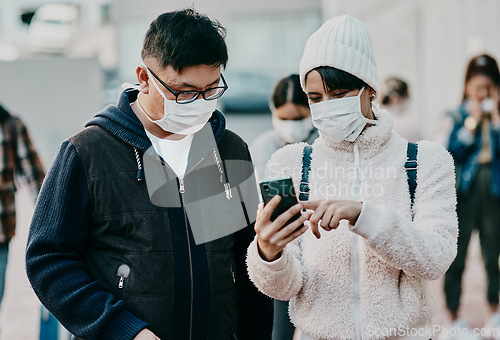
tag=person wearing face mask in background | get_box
[379,77,422,143]
[25,9,272,340]
[250,74,318,182]
[250,74,317,340]
[246,15,458,340]
[440,54,500,340]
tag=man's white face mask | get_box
[137,67,217,135]
[310,87,377,142]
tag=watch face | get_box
[464,116,478,130]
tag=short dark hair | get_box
[272,74,308,109]
[141,9,228,72]
[311,67,367,93]
[381,77,409,105]
[463,54,500,100]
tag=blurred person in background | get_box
[379,77,422,143]
[250,74,318,182]
[250,74,317,340]
[25,9,272,340]
[0,103,44,310]
[442,54,500,339]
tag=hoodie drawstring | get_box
[213,148,232,200]
[351,142,362,340]
[134,147,145,182]
[134,145,231,198]
[353,143,363,182]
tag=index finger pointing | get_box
[299,200,320,210]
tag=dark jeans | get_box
[273,299,295,340]
[444,164,500,312]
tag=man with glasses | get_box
[26,9,272,340]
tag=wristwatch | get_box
[464,116,478,130]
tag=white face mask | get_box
[310,87,377,142]
[142,67,217,135]
[481,98,494,114]
[272,116,314,143]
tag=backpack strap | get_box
[405,142,418,208]
[300,143,418,209]
[299,145,313,201]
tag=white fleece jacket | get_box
[247,109,458,340]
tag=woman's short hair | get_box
[311,67,368,94]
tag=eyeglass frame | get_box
[146,67,228,104]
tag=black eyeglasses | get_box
[147,67,228,104]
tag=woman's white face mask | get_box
[310,87,377,142]
[139,67,217,135]
[272,117,314,143]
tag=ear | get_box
[368,87,376,101]
[136,66,150,94]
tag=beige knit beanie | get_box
[299,15,379,94]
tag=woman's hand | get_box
[134,329,160,340]
[255,195,311,262]
[300,200,363,239]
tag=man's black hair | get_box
[141,9,228,72]
[312,67,367,93]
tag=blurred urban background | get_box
[0,0,499,338]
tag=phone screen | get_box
[259,177,301,227]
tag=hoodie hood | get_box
[86,89,227,152]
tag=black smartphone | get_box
[259,177,301,227]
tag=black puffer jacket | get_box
[26,90,273,340]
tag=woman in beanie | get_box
[246,15,458,340]
[442,54,500,338]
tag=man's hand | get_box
[134,329,160,340]
[255,195,311,262]
[300,200,363,239]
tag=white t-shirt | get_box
[145,130,193,179]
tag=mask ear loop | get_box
[143,65,168,102]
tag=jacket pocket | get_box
[116,264,130,299]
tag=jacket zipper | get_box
[116,264,130,300]
[157,155,204,340]
[351,143,362,340]
[178,159,205,340]
[351,234,361,340]
[181,202,194,340]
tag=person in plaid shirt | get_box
[0,103,44,308]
